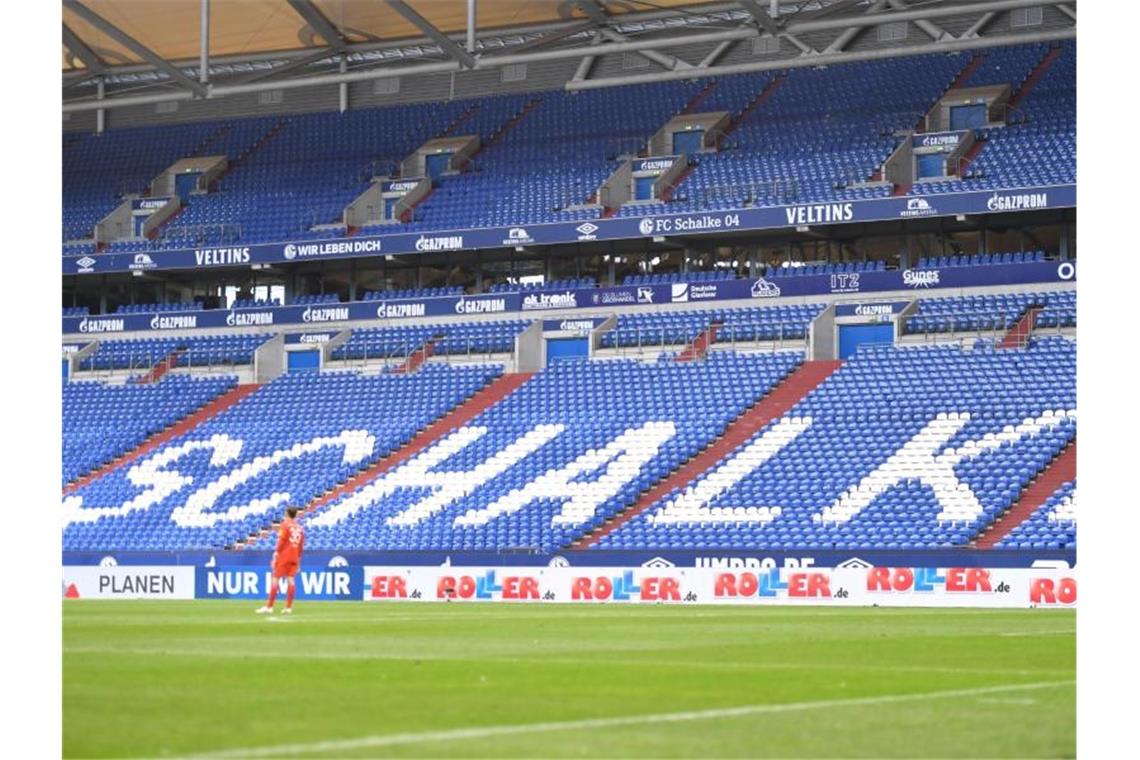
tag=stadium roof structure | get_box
[62,0,1076,114]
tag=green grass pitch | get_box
[63,602,1075,758]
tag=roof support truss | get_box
[887,0,952,42]
[285,0,349,51]
[63,0,208,97]
[62,22,106,74]
[63,0,1075,113]
[385,0,477,68]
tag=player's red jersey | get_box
[275,517,305,568]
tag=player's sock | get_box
[266,583,279,609]
[285,578,296,609]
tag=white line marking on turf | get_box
[184,680,1073,759]
[999,630,1074,637]
[59,647,1072,677]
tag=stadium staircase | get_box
[953,137,987,178]
[572,359,843,548]
[192,123,233,156]
[910,53,986,136]
[62,383,262,495]
[136,349,185,384]
[146,205,187,240]
[659,163,697,202]
[393,339,438,374]
[680,80,719,115]
[723,73,786,138]
[948,53,987,94]
[208,119,291,191]
[998,305,1043,349]
[478,97,543,154]
[438,103,480,138]
[398,186,436,224]
[973,440,1076,548]
[675,322,723,362]
[1009,45,1063,109]
[235,372,534,548]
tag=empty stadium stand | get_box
[62,41,1074,253]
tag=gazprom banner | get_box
[64,184,1076,276]
[631,156,679,173]
[834,302,910,318]
[62,260,1074,336]
[912,131,968,149]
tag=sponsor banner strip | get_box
[63,260,1074,336]
[65,185,1075,276]
[62,565,195,599]
[361,565,1077,607]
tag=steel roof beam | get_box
[385,0,477,68]
[887,0,951,42]
[738,0,782,36]
[823,0,889,54]
[63,0,207,97]
[62,22,106,74]
[567,27,1074,90]
[285,0,349,51]
[229,48,341,86]
[63,0,1074,113]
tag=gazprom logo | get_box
[226,310,274,327]
[302,306,350,323]
[415,235,463,252]
[986,192,1048,212]
[150,314,197,330]
[77,317,125,333]
[455,297,507,315]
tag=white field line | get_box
[999,630,1076,637]
[183,680,1074,759]
[60,645,1072,677]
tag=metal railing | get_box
[331,336,510,370]
[114,177,152,198]
[690,179,800,207]
[901,309,1069,343]
[604,136,646,161]
[78,350,254,379]
[157,223,243,245]
[604,322,809,357]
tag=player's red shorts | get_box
[273,561,299,579]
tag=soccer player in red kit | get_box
[256,506,305,615]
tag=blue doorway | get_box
[287,350,320,373]
[916,152,946,179]
[175,172,201,201]
[634,176,656,201]
[838,323,894,359]
[672,130,703,155]
[425,153,453,180]
[546,337,588,366]
[949,104,987,130]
